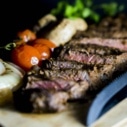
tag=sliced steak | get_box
[66,43,122,56]
[58,49,118,65]
[69,14,127,52]
[52,42,124,66]
[87,52,127,93]
[26,78,89,100]
[53,43,123,58]
[69,37,127,52]
[13,77,89,113]
[41,58,87,70]
[28,67,90,82]
[13,52,127,113]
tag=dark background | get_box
[0,0,126,44]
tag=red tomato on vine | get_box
[11,44,41,71]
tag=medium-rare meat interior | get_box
[13,14,127,113]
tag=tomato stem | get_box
[0,43,16,50]
[0,39,24,51]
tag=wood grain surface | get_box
[0,102,91,127]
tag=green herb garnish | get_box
[100,2,125,16]
[51,0,125,23]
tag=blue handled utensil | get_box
[86,71,127,126]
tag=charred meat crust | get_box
[52,43,123,58]
[62,43,123,56]
[41,58,88,70]
[53,43,123,65]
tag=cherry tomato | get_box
[30,38,56,50]
[11,44,41,71]
[32,43,51,60]
[17,29,36,42]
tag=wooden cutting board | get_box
[0,103,88,127]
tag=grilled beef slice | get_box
[13,51,127,113]
[60,50,118,65]
[69,38,127,52]
[69,14,127,52]
[13,76,89,113]
[22,64,90,83]
[62,43,122,56]
[53,43,123,58]
[13,43,127,113]
[41,58,88,70]
[52,42,124,66]
[40,69,90,82]
[41,52,127,92]
[53,44,123,65]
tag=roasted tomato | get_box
[31,43,51,60]
[17,29,36,42]
[11,32,56,71]
[29,38,56,60]
[11,44,41,71]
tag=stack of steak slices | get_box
[13,14,127,113]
